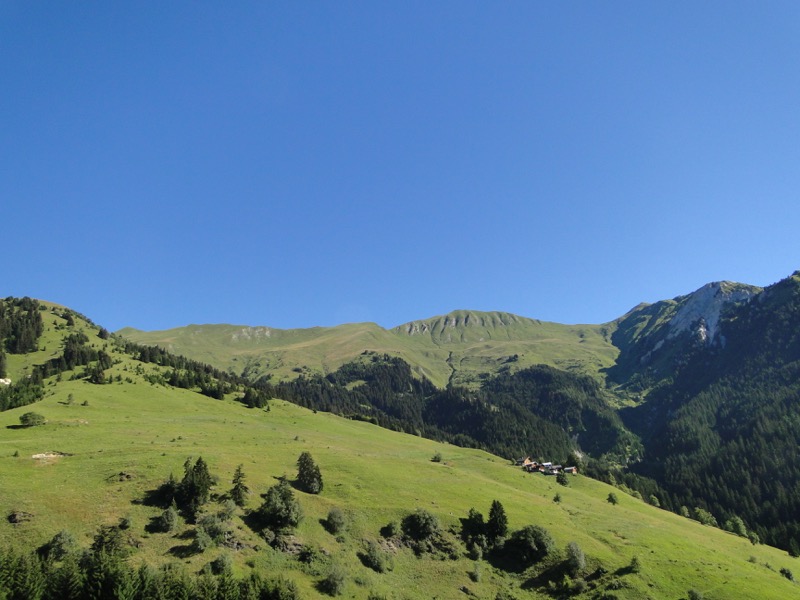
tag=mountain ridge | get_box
[117,279,767,391]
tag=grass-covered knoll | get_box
[119,310,619,388]
[1,367,797,598]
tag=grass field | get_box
[1,340,798,599]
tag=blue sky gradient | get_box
[3,2,800,331]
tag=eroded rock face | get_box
[667,282,759,344]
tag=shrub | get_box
[360,540,390,573]
[629,555,641,574]
[469,561,482,583]
[325,507,347,535]
[40,530,77,561]
[566,541,586,576]
[401,509,440,541]
[780,567,795,582]
[506,525,555,566]
[431,452,442,463]
[694,507,718,528]
[210,553,233,575]
[194,526,213,552]
[380,521,399,538]
[556,472,569,487]
[687,590,704,600]
[553,492,562,503]
[19,412,45,427]
[158,502,180,533]
[607,492,618,505]
[319,563,347,596]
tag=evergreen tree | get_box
[487,500,508,543]
[230,464,250,507]
[178,457,213,518]
[257,479,302,531]
[296,451,323,494]
[159,501,180,533]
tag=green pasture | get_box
[1,359,797,598]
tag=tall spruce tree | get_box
[230,464,249,507]
[487,500,508,543]
[296,451,323,494]
[178,457,213,518]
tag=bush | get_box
[566,541,586,576]
[694,507,718,528]
[380,521,399,538]
[40,529,77,561]
[780,567,795,582]
[469,561,482,582]
[19,412,45,427]
[401,509,440,541]
[319,564,347,596]
[360,540,390,573]
[325,507,347,535]
[629,555,641,574]
[506,525,555,566]
[687,590,704,600]
[431,452,442,463]
[158,502,180,533]
[556,472,569,487]
[210,553,233,575]
[607,492,618,505]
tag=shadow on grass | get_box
[168,542,198,559]
[519,559,570,592]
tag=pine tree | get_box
[230,464,250,507]
[487,500,508,543]
[178,457,213,518]
[296,451,323,494]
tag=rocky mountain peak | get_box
[667,281,760,343]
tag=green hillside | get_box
[118,310,619,389]
[1,301,799,599]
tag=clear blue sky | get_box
[3,2,800,332]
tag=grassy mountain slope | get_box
[2,378,797,598]
[119,310,619,389]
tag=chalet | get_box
[519,459,579,475]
